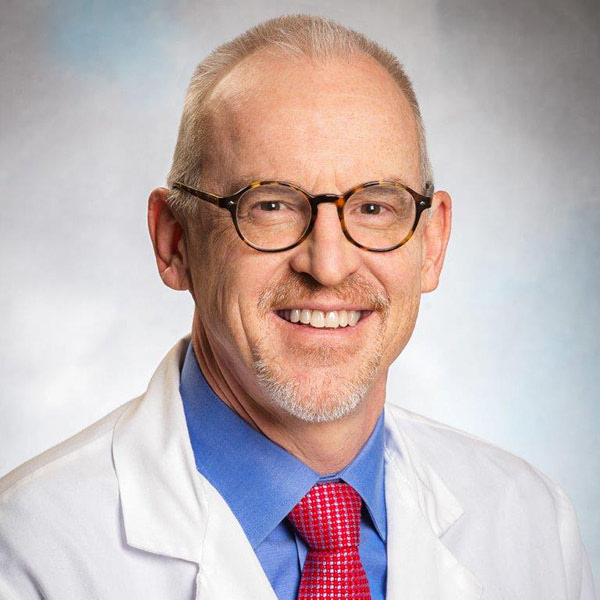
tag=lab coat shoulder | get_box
[385,403,596,600]
[0,400,130,497]
[386,400,560,498]
[0,402,132,599]
[0,392,200,600]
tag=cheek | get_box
[187,217,242,323]
[388,276,421,327]
[188,219,281,345]
[377,248,424,347]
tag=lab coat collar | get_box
[384,407,483,598]
[112,337,208,564]
[384,406,464,538]
[112,337,482,599]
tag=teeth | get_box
[281,308,363,329]
[325,311,339,328]
[310,310,325,328]
[339,310,348,327]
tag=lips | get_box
[277,308,364,329]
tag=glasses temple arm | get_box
[172,182,223,207]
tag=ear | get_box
[420,190,452,293]
[147,187,190,291]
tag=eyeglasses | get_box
[171,179,433,253]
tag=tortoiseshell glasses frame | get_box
[171,179,433,253]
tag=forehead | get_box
[204,50,421,192]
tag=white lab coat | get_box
[0,337,595,600]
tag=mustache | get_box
[257,272,390,315]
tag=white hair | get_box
[167,14,434,217]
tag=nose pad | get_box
[289,202,360,287]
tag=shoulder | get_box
[384,405,595,598]
[385,402,572,516]
[0,400,135,559]
[0,400,138,596]
[0,400,133,501]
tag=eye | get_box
[258,201,284,211]
[360,203,385,215]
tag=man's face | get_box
[183,51,439,423]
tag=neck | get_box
[191,315,386,475]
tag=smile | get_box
[276,308,367,329]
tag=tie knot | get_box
[288,482,362,551]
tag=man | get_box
[0,14,595,600]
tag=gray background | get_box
[1,0,598,585]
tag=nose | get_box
[288,202,361,287]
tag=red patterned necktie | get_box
[288,482,372,599]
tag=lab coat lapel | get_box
[195,480,277,600]
[112,338,206,564]
[112,337,276,599]
[384,408,483,600]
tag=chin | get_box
[252,351,382,424]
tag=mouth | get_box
[275,308,371,330]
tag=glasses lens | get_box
[344,183,416,250]
[236,184,311,250]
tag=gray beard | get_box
[252,345,382,423]
[251,271,390,422]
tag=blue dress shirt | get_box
[180,343,387,599]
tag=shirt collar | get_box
[338,412,386,540]
[180,343,386,548]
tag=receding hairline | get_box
[198,48,422,196]
[167,15,434,217]
[206,46,412,118]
